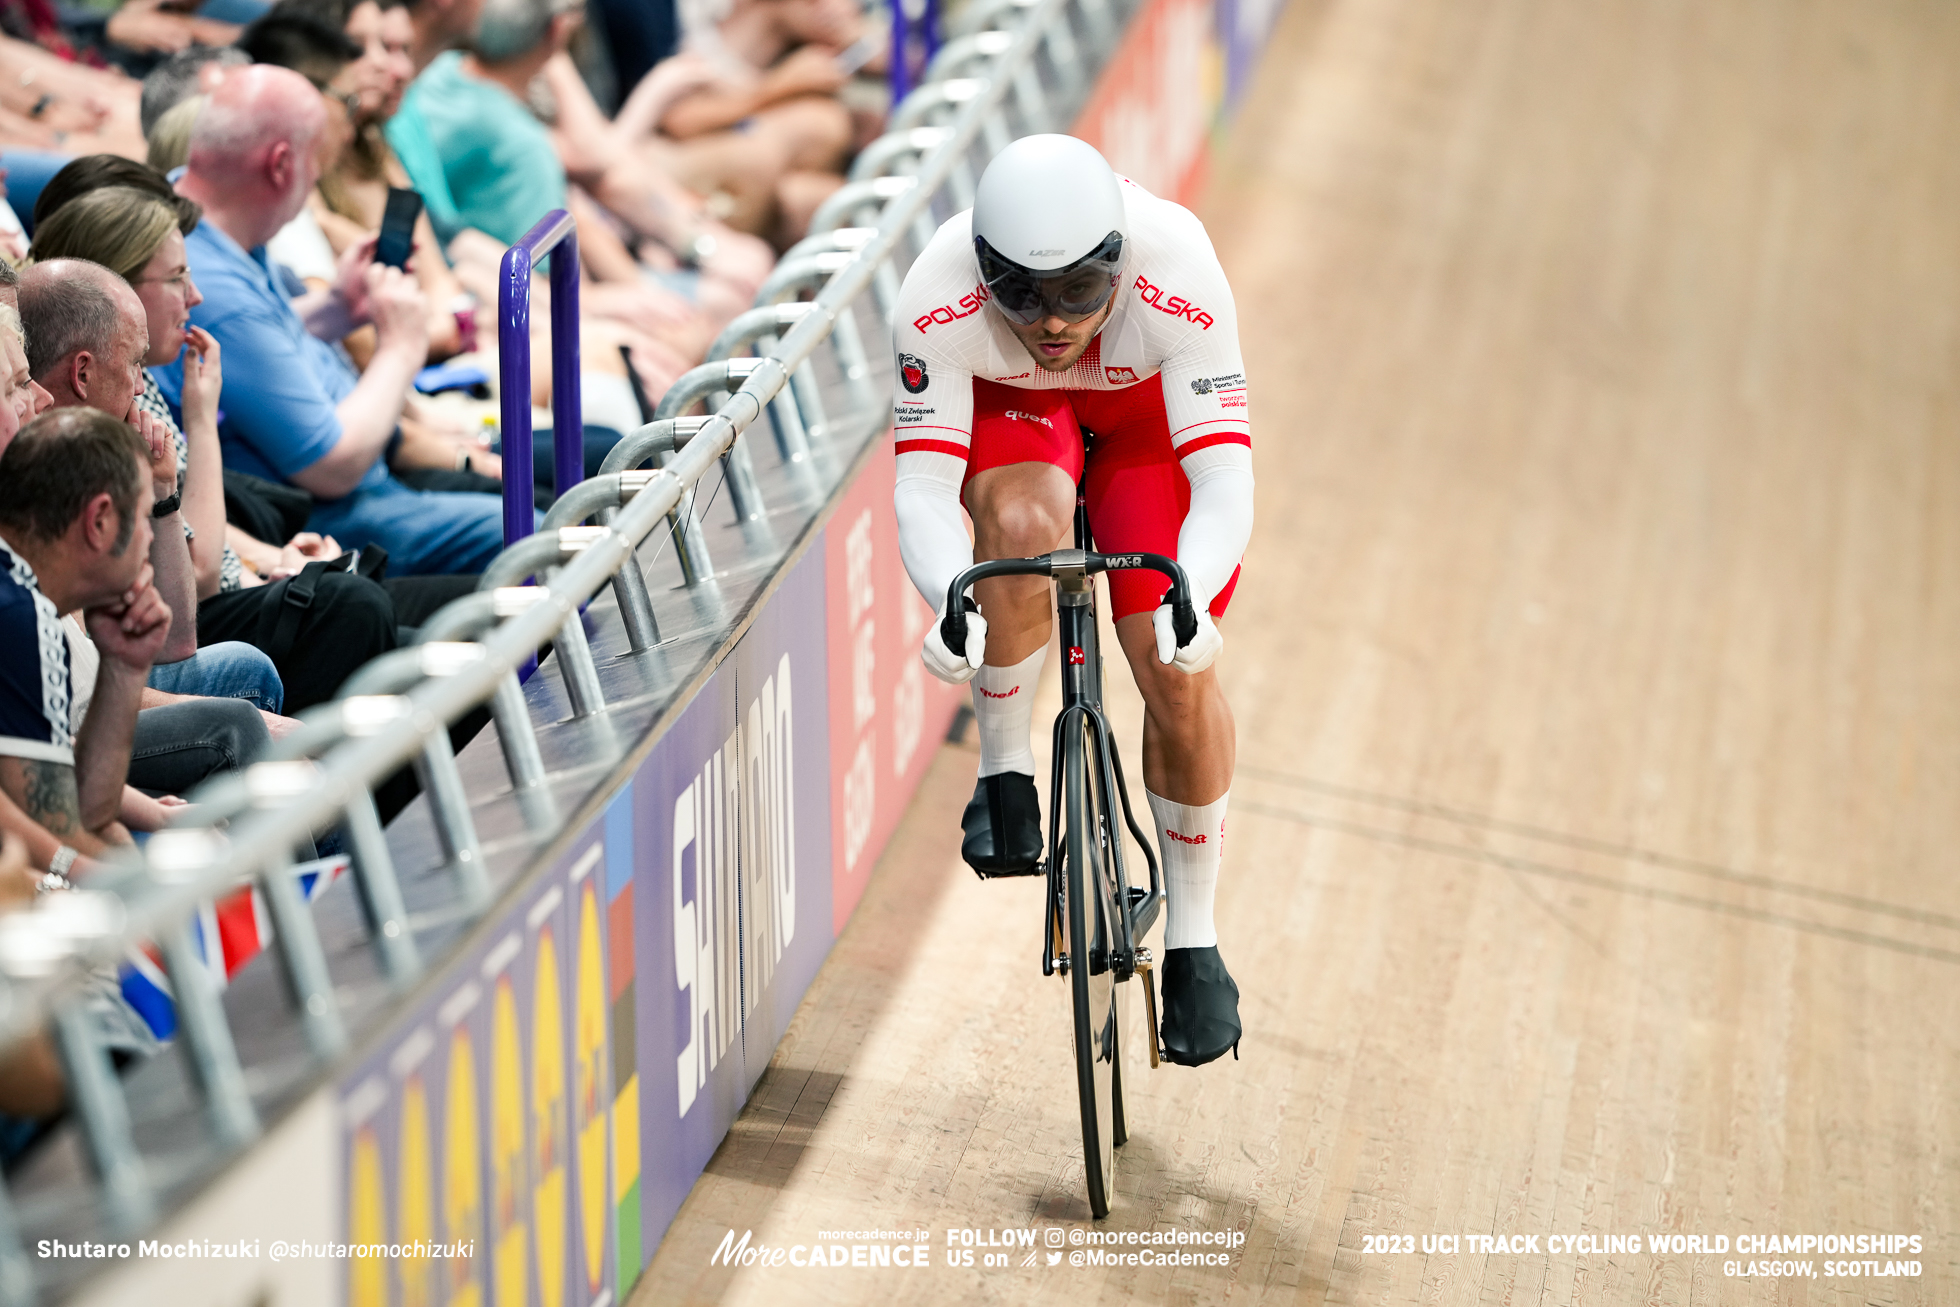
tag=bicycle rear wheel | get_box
[1063,715,1124,1217]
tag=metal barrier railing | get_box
[496,210,583,545]
[0,0,1130,1293]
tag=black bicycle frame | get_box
[939,503,1196,984]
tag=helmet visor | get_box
[975,232,1125,327]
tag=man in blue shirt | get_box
[154,64,507,576]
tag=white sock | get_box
[1148,788,1228,950]
[973,648,1045,777]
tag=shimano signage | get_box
[673,652,800,1119]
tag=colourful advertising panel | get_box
[630,542,837,1263]
[334,818,619,1307]
[329,539,841,1305]
[823,438,968,930]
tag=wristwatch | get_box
[40,845,77,893]
[152,490,182,518]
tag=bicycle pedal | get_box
[972,859,1045,881]
[1136,949,1162,1070]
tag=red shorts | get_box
[963,376,1241,621]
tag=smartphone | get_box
[375,187,424,271]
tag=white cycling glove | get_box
[1152,603,1223,675]
[922,605,987,684]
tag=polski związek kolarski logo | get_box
[900,353,930,394]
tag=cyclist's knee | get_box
[976,494,1071,558]
[967,463,1074,558]
[1119,619,1225,718]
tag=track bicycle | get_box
[939,489,1204,1219]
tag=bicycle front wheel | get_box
[1063,715,1123,1217]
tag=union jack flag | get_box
[119,855,351,1040]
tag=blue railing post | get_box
[498,243,535,548]
[889,0,940,103]
[498,209,583,548]
[548,231,582,499]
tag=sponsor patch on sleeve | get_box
[1192,372,1247,408]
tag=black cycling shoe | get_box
[961,772,1044,877]
[1158,945,1242,1066]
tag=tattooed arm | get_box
[0,765,107,861]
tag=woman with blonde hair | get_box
[29,186,233,596]
[27,177,401,713]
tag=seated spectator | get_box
[0,408,172,861]
[0,34,144,158]
[237,12,366,294]
[17,257,285,706]
[97,0,251,73]
[0,269,255,849]
[29,175,410,711]
[0,264,53,425]
[18,259,303,804]
[0,300,80,874]
[17,259,202,666]
[305,0,694,417]
[157,64,511,576]
[28,208,230,610]
[247,0,697,457]
[630,0,870,243]
[386,0,770,334]
[258,0,470,362]
[30,152,198,236]
[565,48,848,250]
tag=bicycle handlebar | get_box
[941,551,1199,658]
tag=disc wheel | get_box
[1063,716,1124,1217]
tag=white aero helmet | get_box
[971,134,1127,325]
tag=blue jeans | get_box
[147,641,285,713]
[307,474,517,576]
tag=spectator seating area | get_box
[0,0,899,880]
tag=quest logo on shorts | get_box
[899,353,929,394]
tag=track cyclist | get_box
[891,135,1254,1067]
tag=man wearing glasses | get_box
[890,134,1255,1067]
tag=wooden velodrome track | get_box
[637,0,1960,1301]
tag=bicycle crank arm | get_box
[1136,948,1162,1069]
